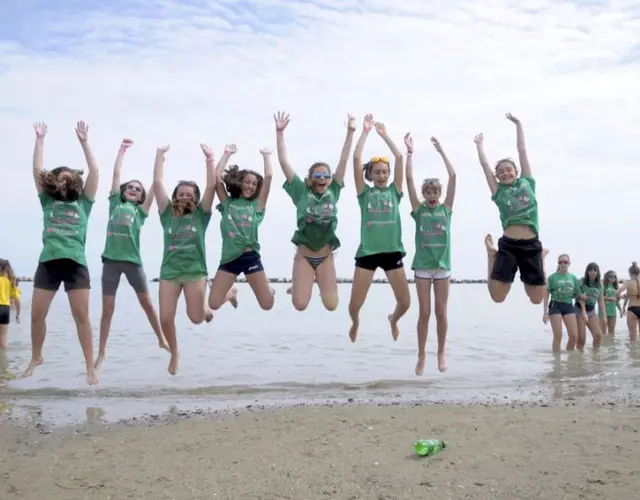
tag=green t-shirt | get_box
[282,175,342,251]
[355,184,405,258]
[102,193,148,266]
[491,176,539,235]
[217,197,264,264]
[604,284,618,317]
[411,203,452,271]
[547,272,580,304]
[579,279,602,309]
[159,204,211,280]
[38,192,93,267]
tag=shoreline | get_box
[1,400,639,499]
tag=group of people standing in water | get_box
[0,112,637,387]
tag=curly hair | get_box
[305,162,332,188]
[0,258,16,285]
[222,165,263,201]
[39,166,84,202]
[171,181,200,216]
[119,179,147,205]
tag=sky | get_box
[1,0,639,280]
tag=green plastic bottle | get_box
[413,439,446,457]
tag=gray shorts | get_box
[102,258,149,296]
[575,305,596,319]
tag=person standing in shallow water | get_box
[404,133,456,375]
[575,262,604,350]
[602,270,622,335]
[22,121,100,385]
[349,114,410,343]
[616,261,640,343]
[95,138,169,372]
[476,113,547,305]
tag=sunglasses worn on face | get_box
[312,172,332,179]
[370,156,390,164]
[558,260,569,265]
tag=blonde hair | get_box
[305,162,332,188]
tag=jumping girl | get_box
[476,113,546,305]
[404,133,456,375]
[23,121,99,385]
[0,259,20,378]
[575,262,604,350]
[153,143,234,376]
[616,261,640,343]
[349,114,409,343]
[543,253,583,352]
[275,111,355,311]
[208,143,273,311]
[602,270,622,334]
[95,138,168,371]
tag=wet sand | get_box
[2,403,639,499]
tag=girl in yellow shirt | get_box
[0,259,20,376]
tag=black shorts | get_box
[548,301,574,316]
[490,236,545,286]
[0,305,10,325]
[34,259,91,292]
[355,252,404,272]
[218,250,264,276]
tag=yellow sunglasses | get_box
[369,156,390,164]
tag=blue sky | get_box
[1,0,640,280]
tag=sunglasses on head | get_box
[369,156,390,164]
[423,178,440,184]
[312,172,332,180]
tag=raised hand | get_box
[75,121,89,142]
[120,138,134,150]
[473,133,484,145]
[200,143,214,159]
[224,143,238,156]
[430,136,443,154]
[404,133,413,153]
[347,113,356,131]
[363,114,374,132]
[274,111,290,131]
[33,122,47,138]
[259,147,272,156]
[157,145,170,155]
[505,113,520,124]
[374,121,387,137]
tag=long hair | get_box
[583,262,601,287]
[305,162,332,188]
[603,270,618,290]
[171,181,200,216]
[39,166,84,202]
[222,165,263,201]
[0,259,16,285]
[119,179,147,205]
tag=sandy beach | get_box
[1,403,639,500]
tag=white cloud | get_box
[1,0,639,281]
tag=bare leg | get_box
[315,254,339,311]
[159,280,182,375]
[348,267,375,342]
[549,314,564,353]
[607,316,616,335]
[576,314,587,351]
[433,277,450,372]
[21,288,56,379]
[184,279,209,324]
[485,234,511,303]
[0,325,9,378]
[628,312,638,343]
[414,279,432,375]
[137,292,169,350]
[246,271,275,310]
[67,289,98,385]
[95,294,116,370]
[291,251,315,311]
[586,316,602,349]
[208,270,238,311]
[385,268,411,341]
[563,314,578,351]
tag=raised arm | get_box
[110,138,133,195]
[199,143,216,213]
[213,143,237,204]
[375,121,403,193]
[141,183,155,214]
[32,122,47,194]
[403,133,420,212]
[274,111,295,183]
[474,133,498,196]
[334,114,356,186]
[153,145,171,214]
[506,113,531,178]
[75,121,99,201]
[353,114,374,196]
[257,148,273,212]
[431,137,457,210]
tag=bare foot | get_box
[229,287,239,309]
[437,352,447,372]
[20,357,43,379]
[168,352,179,375]
[388,315,400,341]
[349,318,359,342]
[205,309,214,323]
[484,233,497,255]
[94,352,106,370]
[86,366,99,385]
[159,340,170,352]
[415,354,426,376]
